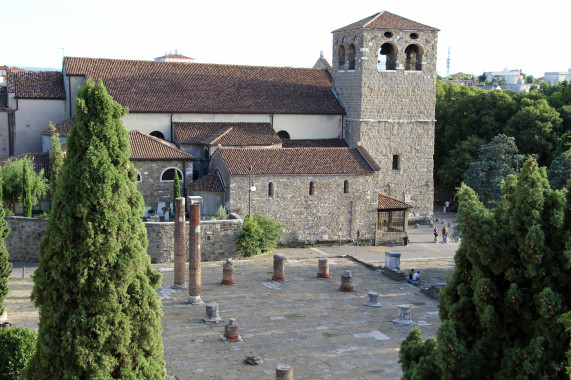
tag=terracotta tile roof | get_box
[216,147,379,175]
[320,57,333,77]
[12,71,66,99]
[174,122,281,146]
[154,54,194,60]
[64,57,344,115]
[0,152,50,178]
[40,116,76,136]
[128,130,195,161]
[378,194,412,210]
[187,171,225,192]
[333,11,439,33]
[0,87,7,111]
[282,139,348,148]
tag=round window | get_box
[384,31,394,38]
[410,33,419,40]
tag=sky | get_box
[2,0,570,79]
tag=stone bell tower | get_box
[332,11,439,215]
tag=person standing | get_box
[433,226,438,243]
[442,225,448,244]
[445,200,450,213]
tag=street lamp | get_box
[248,165,256,216]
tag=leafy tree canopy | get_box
[463,134,524,207]
[401,158,571,379]
[1,156,47,213]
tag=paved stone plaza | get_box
[5,213,458,379]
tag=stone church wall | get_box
[228,174,378,244]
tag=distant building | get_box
[154,53,195,63]
[543,69,571,86]
[485,69,524,85]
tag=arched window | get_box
[378,43,397,70]
[277,131,290,140]
[135,169,142,183]
[309,181,314,196]
[338,45,346,70]
[160,167,183,182]
[405,44,422,71]
[347,44,356,70]
[268,182,274,197]
[344,180,349,194]
[150,131,165,139]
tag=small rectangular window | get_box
[392,155,401,170]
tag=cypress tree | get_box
[21,160,32,217]
[49,122,64,197]
[173,169,181,207]
[0,169,12,316]
[27,79,165,379]
[400,158,571,379]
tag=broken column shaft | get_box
[272,253,286,282]
[317,258,329,278]
[221,258,236,285]
[224,318,240,342]
[188,196,203,304]
[174,197,186,288]
[276,365,293,380]
[340,270,353,292]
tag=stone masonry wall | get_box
[228,174,378,244]
[332,24,438,216]
[5,216,241,263]
[133,160,192,214]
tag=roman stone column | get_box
[173,197,186,288]
[276,365,293,379]
[188,196,203,304]
[272,253,286,282]
[317,258,330,278]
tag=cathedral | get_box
[0,11,438,245]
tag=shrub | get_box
[236,213,284,257]
[213,205,228,220]
[0,327,38,379]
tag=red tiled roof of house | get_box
[0,152,51,178]
[155,54,194,60]
[12,71,66,99]
[378,194,412,210]
[281,139,348,148]
[128,130,195,161]
[63,57,344,115]
[187,171,225,192]
[174,122,281,146]
[333,11,439,33]
[216,147,379,175]
[40,116,76,136]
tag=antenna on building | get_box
[446,47,450,78]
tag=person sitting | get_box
[409,269,415,280]
[412,271,421,282]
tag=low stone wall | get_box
[5,217,48,262]
[382,267,406,282]
[5,216,242,263]
[146,219,243,263]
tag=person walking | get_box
[433,226,438,243]
[442,225,448,244]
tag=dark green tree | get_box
[49,122,64,197]
[27,79,165,379]
[21,160,32,217]
[0,169,12,316]
[173,169,181,207]
[548,148,571,190]
[436,135,485,192]
[463,134,524,207]
[401,158,571,378]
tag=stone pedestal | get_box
[203,303,222,323]
[364,291,381,307]
[340,270,353,292]
[385,251,401,270]
[272,253,286,282]
[221,258,236,285]
[223,318,241,342]
[393,304,412,325]
[276,365,293,380]
[188,196,203,304]
[173,197,186,288]
[317,258,329,278]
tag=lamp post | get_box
[248,165,256,216]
